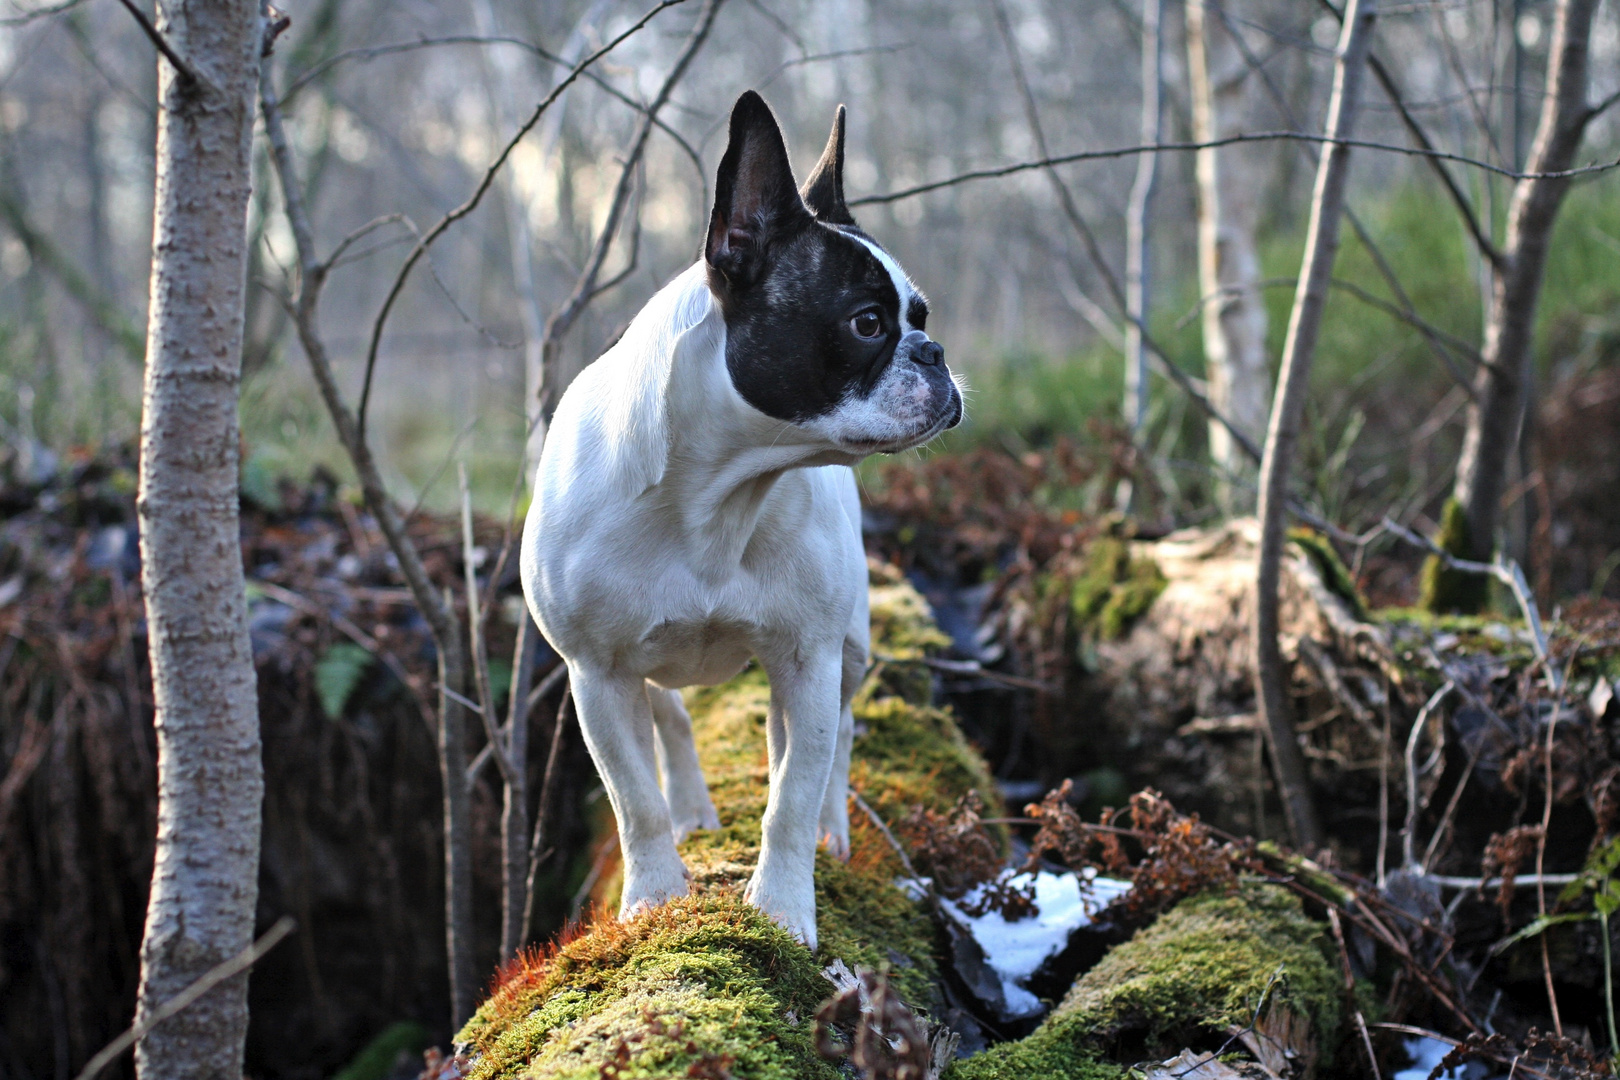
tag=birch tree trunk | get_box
[1122,0,1161,440]
[1443,0,1599,587]
[1253,0,1379,853]
[1187,0,1271,514]
[133,3,265,1077]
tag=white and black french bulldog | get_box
[520,90,962,948]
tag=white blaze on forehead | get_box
[849,234,918,332]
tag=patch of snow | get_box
[1394,1035,1452,1080]
[937,868,1131,1019]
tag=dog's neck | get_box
[611,262,854,571]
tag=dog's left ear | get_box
[706,91,812,290]
[800,105,855,226]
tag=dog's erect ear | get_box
[800,105,855,226]
[706,91,811,289]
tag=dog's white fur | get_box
[521,258,950,948]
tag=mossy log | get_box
[455,566,1344,1079]
[950,885,1340,1080]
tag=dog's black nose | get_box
[916,340,944,366]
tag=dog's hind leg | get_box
[816,634,865,861]
[570,665,690,916]
[649,685,721,843]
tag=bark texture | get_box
[1253,0,1378,852]
[133,4,265,1077]
[1449,0,1599,570]
[1187,0,1273,513]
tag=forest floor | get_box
[2,441,1619,1080]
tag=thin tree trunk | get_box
[1187,0,1271,514]
[1447,0,1599,578]
[132,3,264,1076]
[1122,0,1161,440]
[1253,0,1379,854]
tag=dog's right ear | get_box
[800,105,855,226]
[706,91,811,290]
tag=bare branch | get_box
[848,131,1620,208]
[1590,85,1620,122]
[74,918,296,1080]
[539,0,724,406]
[1365,54,1504,269]
[262,66,480,1024]
[281,34,707,197]
[356,0,691,445]
[113,0,206,87]
[0,0,88,27]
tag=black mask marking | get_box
[704,92,958,427]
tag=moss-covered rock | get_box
[950,885,1340,1080]
[1070,537,1168,641]
[457,569,970,1078]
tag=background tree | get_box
[1429,0,1607,611]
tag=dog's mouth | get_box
[837,407,958,456]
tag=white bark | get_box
[1253,0,1379,853]
[1187,0,1272,512]
[133,3,265,1077]
[1123,0,1161,438]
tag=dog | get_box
[520,90,962,948]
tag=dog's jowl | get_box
[520,91,961,948]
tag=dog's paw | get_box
[617,854,692,919]
[743,870,818,950]
[669,793,722,845]
[818,804,850,862]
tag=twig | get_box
[0,0,89,27]
[1403,681,1454,870]
[281,35,706,193]
[871,652,1057,693]
[1329,907,1383,1080]
[848,132,1620,210]
[851,789,918,881]
[521,681,573,945]
[538,0,723,417]
[460,464,515,786]
[1536,701,1563,1035]
[356,0,691,445]
[112,0,205,87]
[248,579,435,732]
[73,917,296,1080]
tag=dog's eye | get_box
[850,310,883,340]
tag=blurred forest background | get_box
[3,0,1620,1077]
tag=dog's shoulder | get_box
[552,263,720,499]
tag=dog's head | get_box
[704,91,962,457]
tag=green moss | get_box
[459,896,837,1080]
[951,886,1340,1079]
[1420,498,1490,615]
[1070,538,1168,641]
[460,571,970,1078]
[1288,528,1365,620]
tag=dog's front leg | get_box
[746,649,842,949]
[570,665,690,916]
